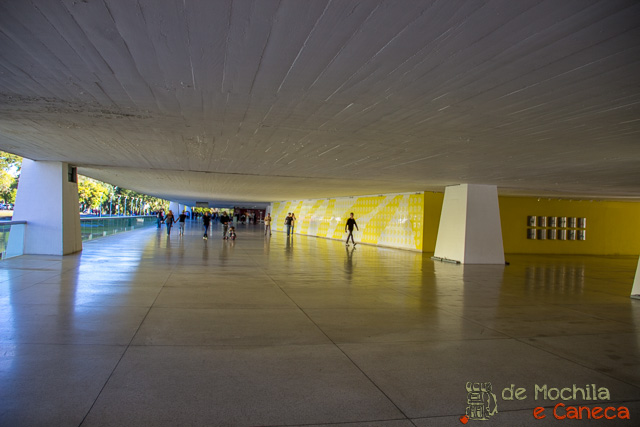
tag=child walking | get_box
[225,226,237,240]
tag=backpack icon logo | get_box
[465,382,498,421]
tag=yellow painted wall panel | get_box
[292,200,303,232]
[318,199,335,237]
[422,192,444,253]
[301,199,325,234]
[369,195,402,246]
[274,193,639,256]
[499,197,640,255]
[271,201,290,232]
[270,192,425,251]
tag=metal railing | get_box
[0,220,27,259]
[80,215,157,241]
[0,216,158,259]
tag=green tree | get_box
[0,151,21,171]
[0,151,21,204]
[78,176,111,212]
[0,152,171,214]
[78,175,169,215]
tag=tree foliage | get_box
[78,175,169,215]
[0,151,20,203]
[78,176,110,210]
[0,152,21,171]
[0,150,168,214]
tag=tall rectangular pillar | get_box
[433,184,505,264]
[7,159,82,256]
[169,202,180,216]
[631,257,640,299]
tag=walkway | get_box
[1,221,639,426]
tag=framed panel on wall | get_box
[524,215,587,243]
[537,216,548,227]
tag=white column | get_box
[6,159,82,256]
[631,257,640,299]
[434,184,505,264]
[169,202,180,216]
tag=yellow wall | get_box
[274,192,640,256]
[499,197,640,255]
[422,192,444,253]
[270,192,426,251]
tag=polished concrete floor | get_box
[1,221,639,426]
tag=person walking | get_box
[284,213,293,236]
[177,210,187,236]
[345,212,359,246]
[220,211,231,239]
[264,213,272,235]
[156,209,164,228]
[291,212,297,233]
[165,210,176,236]
[202,210,211,240]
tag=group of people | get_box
[274,211,360,246]
[156,208,232,239]
[283,212,296,236]
[156,208,360,246]
[155,209,188,236]
[201,210,235,240]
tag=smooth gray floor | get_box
[1,221,639,426]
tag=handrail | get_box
[0,217,154,224]
[80,215,155,221]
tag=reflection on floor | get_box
[1,221,639,426]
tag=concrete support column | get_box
[631,257,640,299]
[169,202,180,216]
[7,159,82,256]
[433,184,505,264]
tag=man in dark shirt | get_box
[345,212,359,246]
[178,211,188,236]
[284,213,293,236]
[202,211,211,240]
[156,209,164,228]
[220,211,231,239]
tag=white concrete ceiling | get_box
[1,0,639,205]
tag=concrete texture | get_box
[0,222,639,426]
[0,1,639,204]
